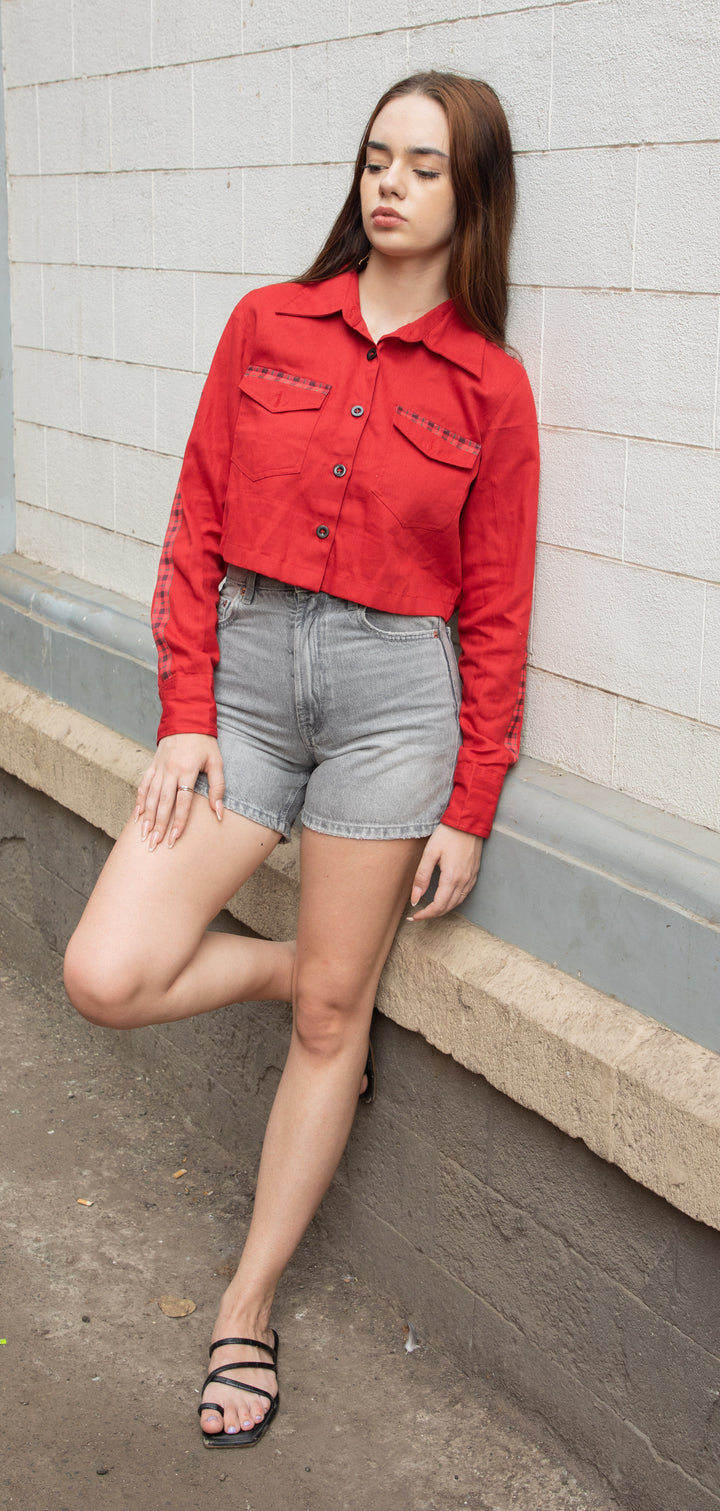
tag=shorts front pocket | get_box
[356,604,443,641]
[373,406,481,531]
[232,366,331,481]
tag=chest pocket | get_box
[373,406,481,530]
[232,366,331,481]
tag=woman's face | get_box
[359,94,456,268]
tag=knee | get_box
[63,930,144,1029]
[293,975,361,1058]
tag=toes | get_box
[200,1407,223,1434]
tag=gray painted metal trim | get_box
[1,550,719,1052]
[464,763,720,1050]
[0,553,160,746]
[0,9,16,553]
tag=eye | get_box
[415,169,440,180]
[364,163,384,174]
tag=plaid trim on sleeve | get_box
[152,487,184,682]
[503,656,527,761]
[395,406,481,458]
[244,364,331,395]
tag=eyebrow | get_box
[366,138,449,160]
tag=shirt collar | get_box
[275,268,487,379]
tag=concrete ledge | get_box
[3,551,720,1054]
[2,663,720,1232]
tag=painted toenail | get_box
[226,1425,238,1434]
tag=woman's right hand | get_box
[134,733,225,851]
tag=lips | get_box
[371,207,406,225]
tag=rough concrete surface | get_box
[0,958,625,1511]
[4,668,720,1234]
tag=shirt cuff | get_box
[156,674,218,743]
[441,752,513,838]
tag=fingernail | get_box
[168,828,178,849]
[215,801,223,821]
[148,832,159,852]
[141,820,150,842]
[405,915,415,922]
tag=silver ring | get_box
[177,784,192,792]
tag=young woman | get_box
[64,71,539,1448]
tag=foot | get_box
[199,1317,278,1437]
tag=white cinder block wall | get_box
[2,0,719,830]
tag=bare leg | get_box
[200,827,425,1437]
[64,798,294,1026]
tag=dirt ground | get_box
[0,956,625,1511]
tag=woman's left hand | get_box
[409,823,484,921]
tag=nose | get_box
[378,159,405,197]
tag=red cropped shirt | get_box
[151,269,540,838]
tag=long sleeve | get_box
[441,365,539,838]
[151,305,250,740]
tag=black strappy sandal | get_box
[359,1041,376,1105]
[198,1331,279,1448]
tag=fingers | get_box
[408,830,483,921]
[133,735,225,850]
[409,839,441,909]
[205,750,226,824]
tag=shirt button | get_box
[351,405,364,417]
[316,525,329,539]
[366,347,377,361]
[333,463,347,478]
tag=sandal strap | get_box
[209,1333,278,1361]
[198,1401,225,1418]
[201,1370,274,1405]
[205,1360,276,1379]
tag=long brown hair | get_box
[300,72,516,349]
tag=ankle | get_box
[215,1291,274,1339]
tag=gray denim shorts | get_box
[195,568,462,842]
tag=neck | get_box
[358,249,451,342]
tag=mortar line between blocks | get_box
[70,0,76,78]
[39,264,46,351]
[289,51,294,166]
[150,171,156,269]
[149,0,154,68]
[111,269,116,362]
[241,0,245,54]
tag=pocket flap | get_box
[393,406,481,469]
[239,366,331,414]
